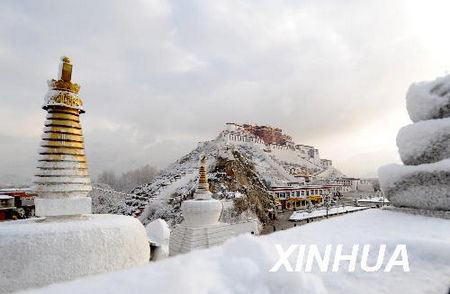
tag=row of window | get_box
[274,189,325,198]
[228,135,262,143]
[273,186,352,199]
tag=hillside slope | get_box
[113,129,345,227]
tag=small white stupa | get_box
[0,57,150,293]
[169,156,258,256]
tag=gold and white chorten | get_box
[0,57,150,294]
[33,56,92,216]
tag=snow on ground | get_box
[24,209,450,294]
[289,206,368,221]
[406,74,450,122]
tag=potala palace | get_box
[220,122,374,210]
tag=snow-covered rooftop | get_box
[24,209,450,294]
[289,206,368,221]
[357,197,390,203]
[0,195,13,200]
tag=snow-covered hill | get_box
[112,125,346,227]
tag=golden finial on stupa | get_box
[44,56,83,112]
[59,56,72,82]
[47,56,80,95]
[197,155,209,193]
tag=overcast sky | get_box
[1,0,450,184]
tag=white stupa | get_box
[0,57,150,293]
[169,156,258,256]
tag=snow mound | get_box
[397,117,450,165]
[406,75,450,122]
[23,209,450,294]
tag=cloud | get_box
[1,0,450,184]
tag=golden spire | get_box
[196,155,210,193]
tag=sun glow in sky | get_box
[1,0,450,184]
